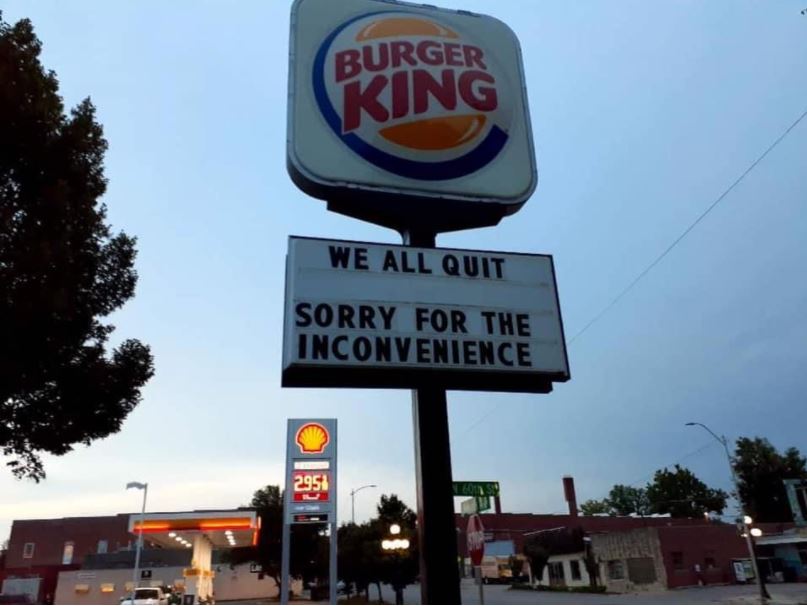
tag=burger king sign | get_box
[288,0,537,233]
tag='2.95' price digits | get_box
[293,472,329,493]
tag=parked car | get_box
[120,587,168,605]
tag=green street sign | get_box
[453,481,500,497]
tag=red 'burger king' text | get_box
[333,40,499,132]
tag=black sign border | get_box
[282,236,570,394]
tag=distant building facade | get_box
[0,514,135,603]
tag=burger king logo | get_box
[313,12,512,181]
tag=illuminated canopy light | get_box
[133,517,255,533]
[168,532,176,538]
[750,528,763,537]
[381,540,392,550]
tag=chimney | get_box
[563,476,578,518]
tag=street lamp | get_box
[381,525,410,606]
[685,422,770,602]
[126,481,148,600]
[349,484,377,524]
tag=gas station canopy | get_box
[128,510,258,550]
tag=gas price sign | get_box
[292,470,331,502]
[284,419,337,524]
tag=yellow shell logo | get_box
[296,423,329,454]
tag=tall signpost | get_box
[281,419,337,605]
[467,514,486,605]
[286,0,570,602]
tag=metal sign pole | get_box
[404,229,462,605]
[280,522,290,605]
[281,419,292,606]
[476,566,485,605]
[329,425,338,605]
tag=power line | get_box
[568,107,807,345]
[624,440,718,489]
[458,107,807,438]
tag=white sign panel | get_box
[282,237,569,393]
[287,0,537,232]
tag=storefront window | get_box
[62,541,74,565]
[608,560,625,580]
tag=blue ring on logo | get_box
[312,11,508,181]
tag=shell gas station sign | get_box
[283,419,337,524]
[288,0,537,232]
[281,419,338,603]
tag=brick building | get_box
[0,514,137,603]
[454,477,796,592]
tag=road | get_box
[375,580,807,605]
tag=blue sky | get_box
[2,0,806,542]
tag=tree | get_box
[376,494,418,605]
[645,465,727,518]
[580,499,611,516]
[338,522,378,599]
[509,555,525,579]
[337,494,418,604]
[523,539,549,586]
[0,14,153,480]
[734,437,807,522]
[225,485,325,593]
[377,493,417,527]
[607,484,650,516]
[226,485,283,588]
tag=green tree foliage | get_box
[645,465,727,517]
[0,14,153,480]
[338,494,418,604]
[607,484,650,516]
[338,522,379,599]
[580,499,611,516]
[734,437,807,522]
[226,485,325,590]
[523,539,549,585]
[509,555,525,578]
[581,486,649,517]
[377,493,417,528]
[376,494,418,605]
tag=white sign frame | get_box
[287,0,538,233]
[282,236,570,393]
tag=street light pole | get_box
[126,481,148,600]
[685,423,770,603]
[350,484,377,525]
[382,524,410,606]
